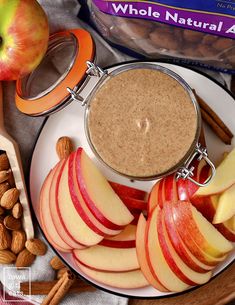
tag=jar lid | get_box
[15,29,95,116]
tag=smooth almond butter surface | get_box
[4,215,21,230]
[0,170,10,183]
[50,256,65,270]
[15,249,35,268]
[1,188,19,209]
[0,154,10,171]
[56,136,74,160]
[0,223,11,250]
[11,230,26,254]
[25,239,47,256]
[0,249,16,264]
[0,182,10,199]
[12,202,23,219]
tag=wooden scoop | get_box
[0,82,34,239]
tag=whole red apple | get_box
[0,0,49,80]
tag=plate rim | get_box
[28,59,235,299]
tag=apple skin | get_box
[109,181,147,201]
[0,0,49,80]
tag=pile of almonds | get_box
[0,152,47,267]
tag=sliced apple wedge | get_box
[100,225,136,248]
[225,216,235,232]
[146,207,189,292]
[76,148,134,229]
[158,209,212,285]
[213,184,235,224]
[74,260,149,289]
[118,196,147,211]
[109,181,147,201]
[148,181,160,215]
[73,244,139,272]
[136,214,168,292]
[172,201,233,258]
[195,148,235,196]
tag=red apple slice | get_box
[57,157,103,247]
[164,174,178,202]
[148,181,160,215]
[146,207,189,292]
[136,214,168,291]
[75,148,134,229]
[100,225,136,248]
[118,196,147,211]
[158,179,165,208]
[163,203,213,272]
[158,209,212,285]
[73,244,139,272]
[39,164,72,252]
[109,181,147,201]
[49,159,85,249]
[69,152,122,237]
[74,260,148,289]
[172,201,233,258]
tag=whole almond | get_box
[50,256,65,270]
[0,223,11,250]
[57,267,68,279]
[15,248,35,268]
[0,182,10,199]
[0,170,10,183]
[1,188,19,209]
[12,203,23,219]
[0,250,16,264]
[7,171,15,187]
[25,239,47,256]
[0,154,10,171]
[0,206,4,216]
[11,230,26,254]
[4,215,21,230]
[56,137,74,160]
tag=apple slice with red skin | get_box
[100,225,136,248]
[148,182,160,215]
[74,260,148,289]
[136,214,168,292]
[75,148,134,230]
[57,158,103,247]
[158,179,165,208]
[49,159,85,249]
[109,181,147,201]
[69,152,122,237]
[73,244,139,272]
[164,174,178,202]
[163,203,213,273]
[39,164,72,252]
[157,209,212,285]
[118,196,147,211]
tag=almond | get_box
[0,182,10,200]
[11,230,26,254]
[7,170,15,187]
[50,256,65,270]
[56,136,74,160]
[15,248,35,268]
[57,267,69,279]
[0,249,16,264]
[0,223,11,250]
[0,154,10,171]
[25,239,47,256]
[4,215,21,230]
[1,188,19,209]
[0,170,10,183]
[0,206,5,216]
[12,203,23,219]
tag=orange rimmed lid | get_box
[15,29,95,116]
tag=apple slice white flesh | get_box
[136,214,168,291]
[172,201,233,258]
[195,148,235,196]
[73,245,139,272]
[158,210,212,285]
[225,216,235,232]
[76,148,134,228]
[57,157,103,247]
[213,183,235,224]
[69,151,122,237]
[146,207,189,292]
[39,164,72,252]
[74,260,148,289]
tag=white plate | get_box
[30,62,235,298]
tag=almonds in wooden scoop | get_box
[11,230,26,254]
[0,182,10,199]
[0,153,10,171]
[1,188,19,209]
[12,202,23,219]
[16,249,36,268]
[0,223,11,250]
[0,250,16,264]
[4,215,21,230]
[0,170,10,183]
[25,239,47,256]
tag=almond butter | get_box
[25,239,47,256]
[50,256,65,270]
[12,203,23,219]
[15,248,35,268]
[4,215,21,230]
[1,188,19,209]
[0,170,10,183]
[0,223,11,250]
[57,267,69,279]
[11,230,26,254]
[56,136,74,160]
[0,206,4,216]
[0,154,10,171]
[0,182,10,199]
[0,249,16,264]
